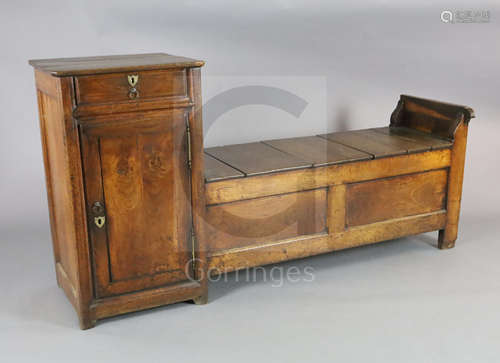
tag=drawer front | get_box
[75,69,187,105]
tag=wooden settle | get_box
[30,54,474,329]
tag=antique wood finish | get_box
[75,69,187,105]
[80,110,193,297]
[205,189,327,256]
[31,54,205,329]
[187,67,209,305]
[209,211,447,273]
[205,148,452,205]
[205,142,311,176]
[29,53,204,76]
[438,121,469,249]
[35,71,93,329]
[372,127,452,150]
[204,153,244,182]
[319,128,435,158]
[346,170,448,227]
[263,136,371,167]
[31,54,474,329]
[390,94,474,140]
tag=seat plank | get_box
[263,136,371,167]
[205,142,311,176]
[204,153,244,182]
[372,127,452,150]
[319,128,433,158]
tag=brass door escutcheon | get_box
[94,216,105,228]
[92,202,105,228]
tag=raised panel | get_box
[80,110,192,297]
[346,170,447,227]
[38,90,79,288]
[205,189,327,254]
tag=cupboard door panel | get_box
[81,110,193,297]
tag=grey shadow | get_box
[208,234,438,302]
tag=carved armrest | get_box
[390,95,475,140]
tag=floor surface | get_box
[2,212,499,363]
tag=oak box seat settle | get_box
[29,53,474,329]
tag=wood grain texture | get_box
[205,142,311,176]
[186,67,209,303]
[390,95,474,140]
[263,135,371,167]
[205,189,327,254]
[439,121,469,249]
[29,53,204,76]
[373,127,452,150]
[327,184,347,233]
[209,211,446,273]
[35,73,94,329]
[204,153,244,182]
[31,54,473,330]
[90,280,201,321]
[346,170,447,227]
[75,69,187,105]
[319,128,434,158]
[73,96,193,118]
[80,110,192,297]
[205,148,451,205]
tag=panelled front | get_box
[80,109,193,297]
[205,189,327,255]
[345,170,448,227]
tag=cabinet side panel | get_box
[37,85,79,290]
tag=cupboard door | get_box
[80,110,193,297]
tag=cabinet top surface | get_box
[29,53,204,76]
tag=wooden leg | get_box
[438,229,455,249]
[192,293,208,305]
[78,312,96,330]
[438,121,468,250]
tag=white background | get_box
[1,1,500,362]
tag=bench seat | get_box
[204,126,452,182]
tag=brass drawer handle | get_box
[128,88,139,99]
[127,74,139,99]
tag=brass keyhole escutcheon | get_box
[127,74,139,99]
[94,216,105,228]
[92,202,105,228]
[127,74,139,87]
